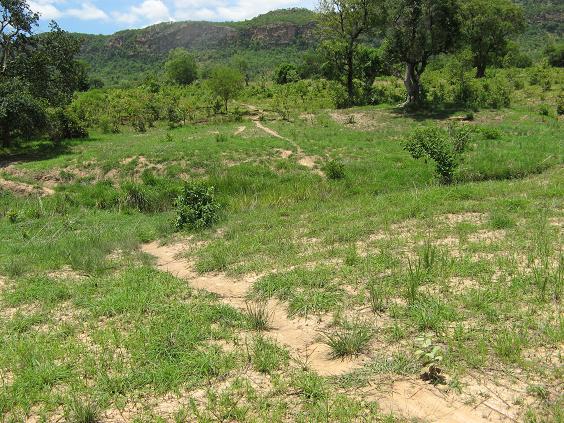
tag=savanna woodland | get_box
[0,0,562,421]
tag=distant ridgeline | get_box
[76,4,562,87]
[77,8,318,86]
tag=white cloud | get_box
[66,3,109,21]
[113,0,171,25]
[172,0,312,22]
[28,0,63,20]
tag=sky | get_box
[29,0,316,34]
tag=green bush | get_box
[274,63,300,85]
[47,107,88,142]
[557,93,564,116]
[404,124,472,184]
[323,159,345,180]
[175,182,220,230]
[539,104,551,117]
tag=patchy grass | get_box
[0,80,562,421]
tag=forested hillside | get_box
[78,9,317,86]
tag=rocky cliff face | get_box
[81,20,316,59]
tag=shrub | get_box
[323,159,345,180]
[175,182,220,230]
[404,124,472,184]
[323,322,373,358]
[47,107,88,142]
[539,104,551,117]
[557,93,564,116]
[274,63,300,85]
[479,126,502,140]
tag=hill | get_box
[78,8,318,86]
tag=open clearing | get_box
[1,91,562,422]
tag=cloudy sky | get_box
[29,0,316,34]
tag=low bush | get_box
[175,182,220,230]
[47,107,88,142]
[404,124,472,184]
[323,159,345,180]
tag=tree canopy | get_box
[462,0,526,78]
[165,48,198,85]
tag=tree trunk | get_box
[476,63,486,78]
[0,122,11,148]
[402,63,422,107]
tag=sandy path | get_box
[244,105,323,175]
[141,240,366,377]
[141,240,502,422]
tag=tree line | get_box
[316,0,528,106]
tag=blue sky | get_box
[30,0,316,34]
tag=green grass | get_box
[0,76,563,421]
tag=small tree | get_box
[274,63,299,84]
[384,0,461,107]
[404,124,472,184]
[165,48,198,85]
[462,0,525,78]
[208,66,244,113]
[318,0,385,105]
[0,78,46,147]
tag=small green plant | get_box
[323,159,345,180]
[345,115,356,125]
[121,182,150,212]
[489,211,515,229]
[405,259,425,304]
[420,238,437,271]
[6,209,19,223]
[557,92,564,116]
[479,126,502,140]
[292,371,327,402]
[539,104,551,117]
[404,124,472,184]
[66,399,100,423]
[215,133,228,143]
[250,336,289,373]
[415,336,444,384]
[367,281,388,313]
[245,301,271,331]
[175,182,220,230]
[323,322,373,358]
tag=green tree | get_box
[0,78,46,147]
[232,55,251,86]
[274,63,299,84]
[14,22,88,106]
[384,0,461,107]
[0,0,39,74]
[208,66,244,113]
[545,42,564,68]
[165,48,198,85]
[318,0,385,104]
[462,0,525,78]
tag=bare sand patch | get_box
[0,178,54,196]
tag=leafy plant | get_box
[415,336,445,384]
[404,124,472,184]
[175,182,220,230]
